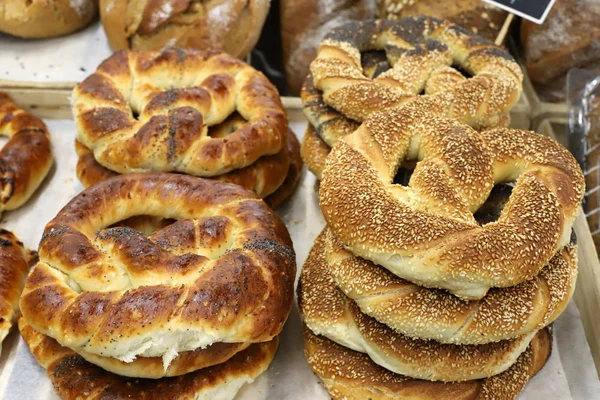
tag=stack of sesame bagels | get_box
[298,17,585,400]
[19,172,296,399]
[71,48,301,208]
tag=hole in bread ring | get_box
[19,173,295,369]
[320,106,584,300]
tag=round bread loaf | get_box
[100,0,270,58]
[298,232,538,382]
[0,230,33,356]
[0,92,54,216]
[303,17,521,150]
[19,317,278,400]
[0,0,97,38]
[320,106,584,299]
[303,325,552,400]
[20,173,295,370]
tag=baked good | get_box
[20,317,278,400]
[263,127,303,208]
[72,48,287,177]
[20,173,295,373]
[584,97,600,249]
[0,92,54,215]
[320,106,584,299]
[0,0,97,38]
[303,325,552,400]
[521,0,600,102]
[378,0,507,42]
[299,232,543,382]
[100,0,270,58]
[0,230,33,355]
[280,0,376,95]
[301,125,329,180]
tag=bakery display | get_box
[0,92,53,216]
[72,48,301,205]
[521,0,600,102]
[280,0,376,95]
[99,0,270,58]
[0,230,33,356]
[301,17,523,178]
[0,0,98,38]
[378,0,507,42]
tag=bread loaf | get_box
[0,0,97,38]
[280,0,377,95]
[378,0,507,42]
[521,0,600,102]
[100,0,270,58]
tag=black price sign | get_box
[483,0,557,24]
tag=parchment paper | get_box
[0,117,597,399]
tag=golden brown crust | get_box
[99,0,269,58]
[72,49,288,177]
[20,173,295,370]
[320,106,584,299]
[0,230,31,355]
[299,232,539,382]
[19,317,278,400]
[303,17,522,147]
[264,129,303,208]
[0,0,97,38]
[0,92,54,215]
[303,325,552,400]
[301,124,330,180]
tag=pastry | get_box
[320,106,584,299]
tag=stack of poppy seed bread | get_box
[298,102,584,399]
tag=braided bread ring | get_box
[303,326,551,400]
[0,93,53,215]
[321,106,584,299]
[304,16,521,149]
[72,49,287,176]
[0,230,32,355]
[299,232,537,382]
[20,173,295,366]
[19,317,278,400]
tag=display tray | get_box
[0,108,598,399]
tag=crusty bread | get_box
[264,128,303,209]
[19,317,278,400]
[100,0,269,58]
[280,0,376,95]
[0,230,32,356]
[0,92,54,216]
[72,49,288,178]
[521,0,600,102]
[320,106,584,299]
[0,0,97,38]
[298,232,538,382]
[301,124,329,181]
[20,173,295,371]
[303,325,552,400]
[378,0,507,42]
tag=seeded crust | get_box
[301,124,330,180]
[19,317,278,400]
[298,232,537,382]
[20,173,296,372]
[0,230,33,356]
[303,16,522,150]
[303,325,552,400]
[320,106,584,299]
[0,92,54,216]
[264,129,303,209]
[71,49,288,177]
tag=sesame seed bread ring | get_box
[71,48,288,177]
[0,230,33,356]
[303,325,552,400]
[0,93,53,216]
[320,106,584,299]
[19,317,278,400]
[299,232,537,382]
[301,124,330,181]
[304,16,522,148]
[19,173,295,369]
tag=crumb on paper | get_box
[64,178,74,184]
[80,67,86,72]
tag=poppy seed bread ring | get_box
[320,106,584,299]
[19,173,296,368]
